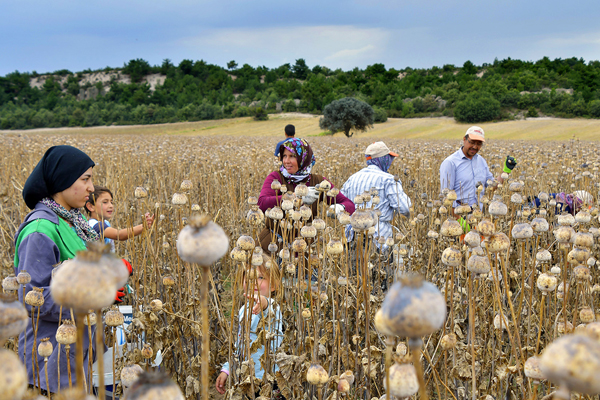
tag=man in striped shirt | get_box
[341,141,412,243]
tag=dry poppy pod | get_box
[121,363,144,388]
[267,242,278,253]
[279,248,291,261]
[539,209,547,216]
[463,230,481,248]
[191,204,200,212]
[269,207,284,220]
[320,180,332,191]
[134,186,148,199]
[0,349,28,400]
[385,237,395,248]
[299,205,312,220]
[443,199,453,208]
[284,264,295,275]
[294,183,309,197]
[376,274,446,338]
[510,193,524,204]
[362,192,372,203]
[2,275,19,291]
[439,205,448,215]
[292,237,307,253]
[441,246,462,267]
[573,265,591,281]
[466,213,478,226]
[440,218,463,237]
[522,208,532,218]
[230,247,247,262]
[467,254,491,275]
[557,213,575,226]
[454,204,472,215]
[246,206,264,226]
[550,266,561,275]
[180,180,193,191]
[554,226,573,243]
[338,276,348,286]
[306,363,329,387]
[353,195,364,205]
[38,337,53,358]
[328,188,340,198]
[16,270,31,285]
[56,320,77,345]
[574,232,594,248]
[524,356,545,382]
[128,371,186,400]
[538,192,550,202]
[372,195,381,205]
[236,235,255,251]
[488,200,508,216]
[580,307,595,324]
[162,275,175,287]
[51,245,129,312]
[487,233,510,253]
[477,219,495,237]
[339,370,355,386]
[0,293,28,340]
[395,342,408,356]
[536,249,552,263]
[508,181,524,192]
[537,273,558,293]
[25,287,44,307]
[302,308,311,320]
[270,180,281,191]
[531,217,549,232]
[472,208,483,219]
[338,378,350,393]
[493,313,508,330]
[427,230,439,240]
[446,190,458,202]
[177,214,229,265]
[300,225,316,241]
[171,192,188,205]
[575,209,592,224]
[83,311,97,326]
[568,247,590,264]
[512,223,533,240]
[549,198,557,207]
[312,218,326,231]
[350,209,374,231]
[281,199,293,211]
[586,322,600,342]
[319,292,328,302]
[385,362,418,398]
[150,299,163,312]
[440,333,457,350]
[105,308,125,327]
[592,227,600,238]
[327,237,344,255]
[142,343,154,359]
[251,252,263,266]
[557,321,575,335]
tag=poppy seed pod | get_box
[0,349,28,400]
[467,254,491,275]
[454,204,472,215]
[299,205,312,220]
[464,230,481,248]
[246,206,264,226]
[557,214,575,226]
[327,237,344,255]
[477,219,495,237]
[0,293,28,341]
[230,247,247,262]
[171,193,188,205]
[575,210,591,224]
[281,199,293,211]
[128,371,186,400]
[487,233,510,253]
[427,230,439,239]
[162,275,175,287]
[270,180,281,191]
[446,190,457,202]
[142,343,154,359]
[180,180,193,191]
[134,187,148,199]
[270,207,284,220]
[350,209,374,231]
[385,362,419,398]
[306,363,329,387]
[177,215,229,265]
[376,274,446,338]
[295,183,309,197]
[150,299,163,312]
[568,247,590,265]
[51,245,129,312]
[574,232,594,248]
[580,307,595,324]
[441,246,462,267]
[536,249,552,263]
[440,333,458,350]
[38,337,53,358]
[554,226,574,243]
[536,273,558,293]
[510,193,524,204]
[512,223,533,240]
[524,356,545,382]
[292,237,307,253]
[531,217,549,232]
[2,275,19,291]
[25,287,44,307]
[56,320,77,345]
[508,181,524,192]
[440,218,463,237]
[83,311,97,326]
[539,334,600,395]
[191,204,200,212]
[16,270,31,285]
[301,224,317,239]
[488,200,508,216]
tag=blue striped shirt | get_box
[341,165,411,240]
[439,148,494,207]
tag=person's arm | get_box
[387,178,411,217]
[257,172,282,212]
[439,159,455,195]
[102,213,154,241]
[16,233,72,322]
[323,177,356,215]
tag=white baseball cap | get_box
[465,126,485,142]
[365,142,398,159]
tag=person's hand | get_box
[329,204,345,215]
[458,217,471,233]
[215,371,229,394]
[245,293,268,315]
[144,213,155,229]
[302,187,320,205]
[115,288,126,303]
[503,156,517,173]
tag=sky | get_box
[2,0,600,76]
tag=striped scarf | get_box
[41,197,99,242]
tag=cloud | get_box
[178,25,392,70]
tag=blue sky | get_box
[2,0,600,76]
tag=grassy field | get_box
[4,114,600,140]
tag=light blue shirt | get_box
[341,165,411,240]
[439,148,494,207]
[222,299,283,380]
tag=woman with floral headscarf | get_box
[258,138,355,252]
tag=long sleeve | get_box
[439,158,455,194]
[386,178,411,217]
[258,171,283,212]
[322,177,355,215]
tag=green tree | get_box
[123,58,151,83]
[253,107,268,121]
[227,60,238,70]
[292,59,310,80]
[319,97,374,137]
[454,95,501,123]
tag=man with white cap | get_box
[440,126,517,211]
[341,141,412,243]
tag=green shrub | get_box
[454,96,501,123]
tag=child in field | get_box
[215,254,284,397]
[84,186,154,251]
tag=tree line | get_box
[2,56,600,130]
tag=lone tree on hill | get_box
[319,97,374,137]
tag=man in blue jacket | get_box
[274,124,295,157]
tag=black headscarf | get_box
[23,145,95,209]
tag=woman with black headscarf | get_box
[257,137,355,252]
[14,145,98,393]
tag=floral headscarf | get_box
[555,192,583,215]
[366,154,394,173]
[279,138,316,183]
